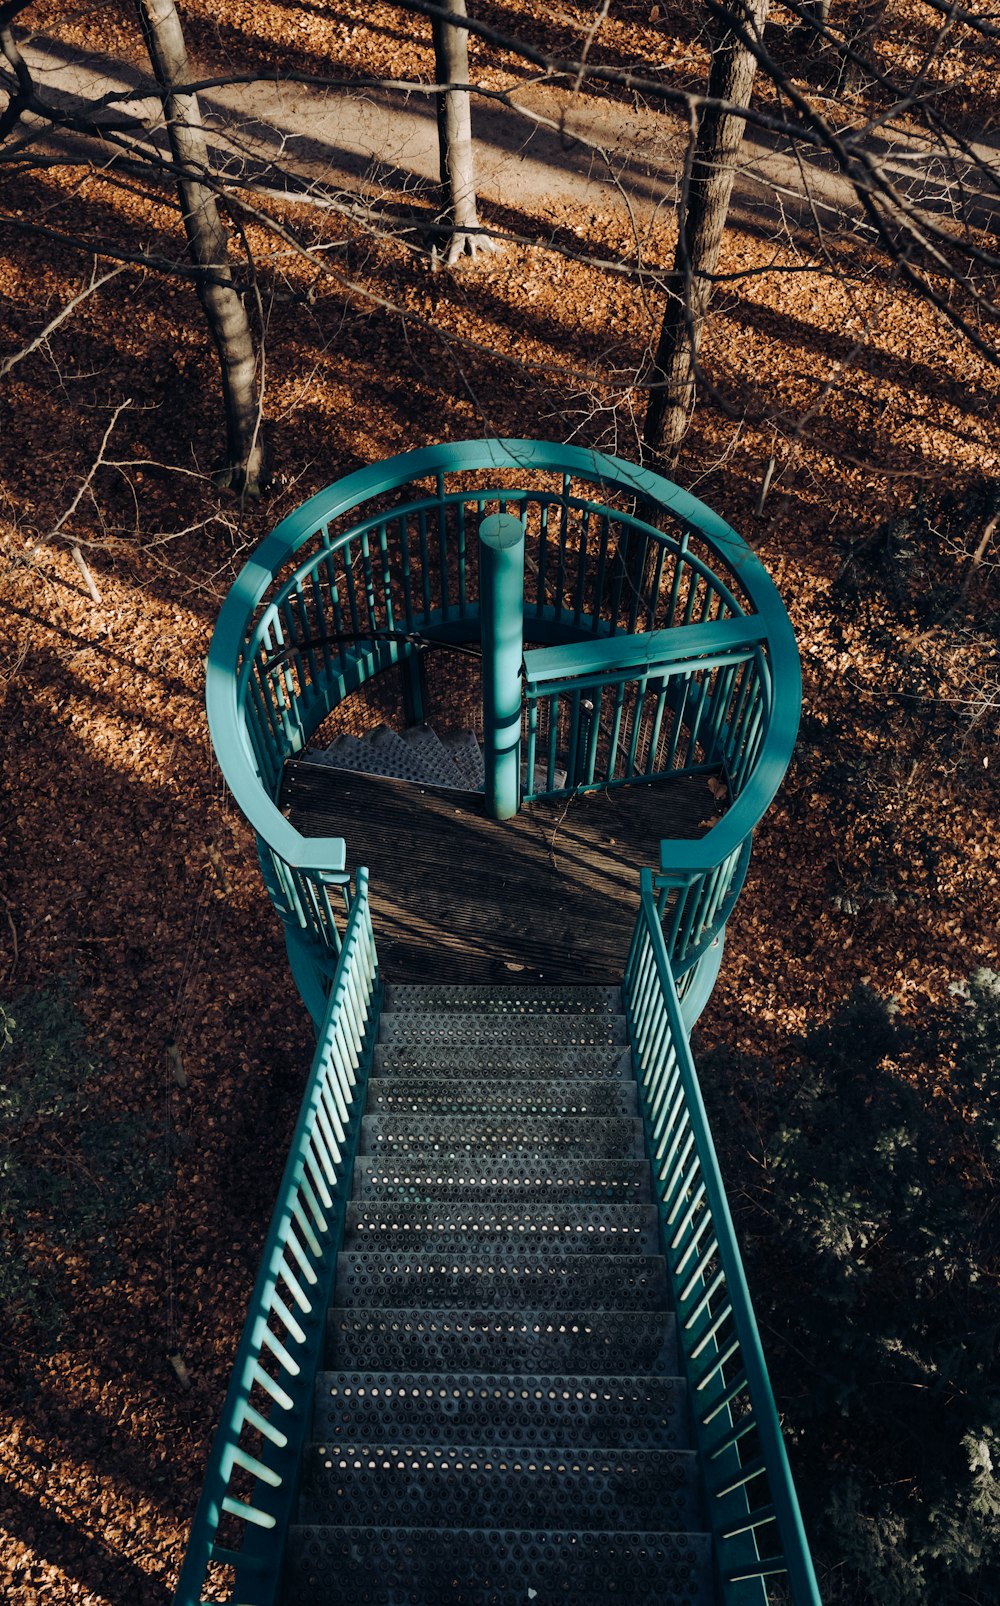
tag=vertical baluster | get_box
[396,514,414,632]
[664,673,692,771]
[573,504,589,626]
[606,518,629,635]
[537,498,550,619]
[525,694,538,800]
[359,528,378,639]
[646,674,671,779]
[547,693,559,792]
[376,522,395,636]
[340,542,361,640]
[310,567,336,688]
[583,682,603,785]
[683,672,711,770]
[625,672,649,777]
[605,677,627,782]
[566,687,582,787]
[418,508,432,619]
[555,478,571,628]
[592,513,611,633]
[702,658,738,770]
[456,499,468,616]
[438,498,451,621]
[666,529,688,628]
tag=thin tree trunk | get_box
[134,0,265,494]
[643,0,769,465]
[431,0,497,265]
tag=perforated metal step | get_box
[297,1443,701,1530]
[398,724,475,788]
[282,1525,713,1605]
[325,1309,679,1377]
[379,1013,628,1047]
[366,1077,637,1119]
[383,983,622,1015]
[373,1043,632,1080]
[351,1156,653,1203]
[344,1203,659,1255]
[359,1114,646,1160]
[311,1371,689,1450]
[439,728,485,790]
[334,1251,669,1311]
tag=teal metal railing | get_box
[173,870,380,1606]
[206,439,800,978]
[625,868,820,1606]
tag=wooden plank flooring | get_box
[281,763,717,985]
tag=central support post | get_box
[479,512,525,820]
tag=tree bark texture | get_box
[431,0,495,264]
[643,0,770,465]
[134,0,265,493]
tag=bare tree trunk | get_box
[134,0,265,494]
[643,0,769,465]
[431,0,497,265]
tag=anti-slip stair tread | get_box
[365,1076,637,1117]
[334,1251,668,1310]
[397,724,478,788]
[311,1371,689,1449]
[439,728,485,790]
[325,1308,679,1375]
[359,1114,646,1159]
[373,1043,633,1079]
[282,1525,713,1606]
[379,1013,628,1046]
[352,1156,652,1202]
[297,1443,701,1529]
[383,983,622,1014]
[344,1203,659,1254]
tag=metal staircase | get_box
[176,440,820,1605]
[284,983,711,1605]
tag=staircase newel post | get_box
[479,512,525,820]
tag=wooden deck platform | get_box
[282,763,717,985]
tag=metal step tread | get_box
[398,723,476,788]
[283,1525,713,1605]
[334,1251,668,1310]
[352,1156,653,1202]
[311,1370,690,1449]
[297,1442,701,1529]
[379,1013,628,1046]
[359,1114,646,1160]
[382,983,622,1014]
[365,1076,637,1118]
[325,1308,679,1376]
[344,1202,659,1255]
[373,1043,633,1079]
[439,728,485,790]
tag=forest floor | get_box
[1,3,998,1603]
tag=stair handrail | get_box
[625,868,821,1605]
[173,869,380,1606]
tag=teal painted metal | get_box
[173,870,380,1606]
[624,869,821,1606]
[206,439,798,969]
[478,512,526,819]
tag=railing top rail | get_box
[207,438,799,870]
[635,868,821,1606]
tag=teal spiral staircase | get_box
[174,441,819,1605]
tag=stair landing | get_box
[280,764,715,984]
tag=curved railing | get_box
[207,440,799,979]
